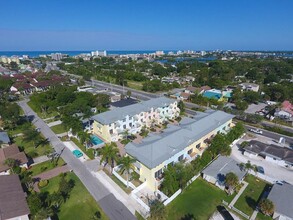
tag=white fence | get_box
[163,189,182,206]
[112,166,136,190]
[131,182,150,215]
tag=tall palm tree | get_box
[78,131,92,150]
[118,156,136,188]
[99,143,119,174]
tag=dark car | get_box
[217,206,234,220]
[257,166,265,174]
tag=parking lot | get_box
[231,134,293,185]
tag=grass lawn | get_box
[29,158,66,176]
[234,175,270,216]
[71,137,95,159]
[166,178,235,220]
[27,100,59,119]
[256,212,272,220]
[127,80,143,90]
[50,123,67,134]
[103,169,132,194]
[41,172,108,220]
[13,135,53,158]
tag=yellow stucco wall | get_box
[138,119,233,191]
[92,121,111,143]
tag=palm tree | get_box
[225,172,239,195]
[99,143,119,174]
[78,131,92,150]
[118,156,136,187]
[259,198,274,216]
[23,128,41,148]
[4,158,20,173]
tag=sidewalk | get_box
[229,181,248,207]
[47,120,62,127]
[92,170,148,216]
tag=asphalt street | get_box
[18,100,136,220]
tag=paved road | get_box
[86,79,206,110]
[231,140,293,185]
[18,100,136,220]
[244,125,293,146]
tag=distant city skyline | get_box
[1,0,293,51]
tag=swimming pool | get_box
[91,135,104,145]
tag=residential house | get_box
[92,97,180,142]
[0,144,28,175]
[267,183,293,220]
[125,110,234,190]
[243,140,293,169]
[202,156,246,190]
[275,100,293,120]
[0,175,30,220]
[0,132,11,147]
[239,83,260,92]
[202,89,232,102]
[184,86,210,95]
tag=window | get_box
[196,143,201,149]
[129,123,132,127]
[223,126,226,131]
[188,149,193,154]
[110,129,113,134]
[123,119,126,122]
[155,169,163,178]
[149,116,151,119]
[123,125,126,129]
[178,155,184,161]
[228,123,231,127]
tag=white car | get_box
[249,128,263,134]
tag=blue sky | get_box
[0,0,293,51]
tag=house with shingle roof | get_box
[0,144,28,175]
[0,175,30,220]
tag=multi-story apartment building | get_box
[92,97,180,142]
[125,110,234,191]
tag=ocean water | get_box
[0,50,173,57]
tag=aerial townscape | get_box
[1,1,293,220]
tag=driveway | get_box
[18,100,136,220]
[231,138,293,185]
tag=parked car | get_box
[257,166,265,174]
[217,206,234,220]
[72,150,83,158]
[249,128,263,134]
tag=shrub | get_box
[27,151,38,158]
[131,172,140,181]
[38,179,48,188]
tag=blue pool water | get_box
[91,135,104,145]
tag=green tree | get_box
[225,172,239,194]
[99,143,119,174]
[27,193,42,216]
[178,100,185,114]
[149,199,166,220]
[126,90,132,98]
[4,158,20,174]
[235,100,248,111]
[259,198,274,216]
[23,128,41,148]
[118,156,136,187]
[58,174,75,202]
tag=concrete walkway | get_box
[47,120,62,127]
[250,210,258,220]
[32,155,50,165]
[229,181,248,207]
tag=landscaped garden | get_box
[41,172,108,219]
[166,178,235,220]
[234,175,270,216]
[28,158,66,176]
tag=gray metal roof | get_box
[125,110,234,169]
[268,183,293,219]
[92,97,175,125]
[202,156,246,183]
[0,132,10,144]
